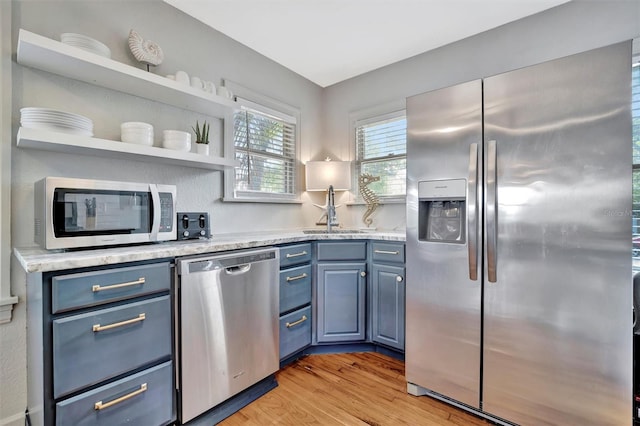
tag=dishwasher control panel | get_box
[177,212,210,240]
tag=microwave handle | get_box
[150,184,160,241]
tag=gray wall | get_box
[1,0,639,424]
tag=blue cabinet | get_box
[316,262,367,342]
[53,295,172,398]
[56,361,174,426]
[27,260,176,426]
[370,242,405,351]
[315,241,367,343]
[278,243,312,360]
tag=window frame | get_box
[223,81,302,203]
[349,100,407,204]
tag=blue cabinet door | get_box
[316,262,366,343]
[371,264,405,351]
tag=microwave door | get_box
[149,184,160,241]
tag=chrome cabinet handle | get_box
[92,313,146,332]
[396,276,403,283]
[286,315,308,328]
[468,142,479,281]
[94,383,147,410]
[286,273,308,282]
[286,251,308,258]
[374,250,399,255]
[92,277,145,292]
[360,271,367,277]
[486,140,498,283]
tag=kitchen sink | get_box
[302,229,368,234]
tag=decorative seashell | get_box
[128,29,164,66]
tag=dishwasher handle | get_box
[224,264,251,275]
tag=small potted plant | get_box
[192,120,210,155]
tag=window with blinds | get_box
[233,104,297,198]
[355,111,407,198]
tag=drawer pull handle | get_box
[94,383,148,410]
[374,250,400,255]
[286,315,308,328]
[93,313,146,332]
[396,276,404,283]
[92,277,145,292]
[286,273,308,282]
[286,251,308,259]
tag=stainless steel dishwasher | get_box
[177,247,279,423]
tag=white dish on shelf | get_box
[20,122,93,136]
[20,107,93,135]
[121,121,153,130]
[162,130,191,151]
[60,33,111,58]
[22,116,92,129]
[121,122,154,146]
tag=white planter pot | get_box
[196,143,209,156]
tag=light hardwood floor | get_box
[219,352,491,425]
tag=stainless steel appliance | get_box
[34,177,176,249]
[177,247,279,423]
[406,42,632,426]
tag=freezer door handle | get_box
[486,140,497,283]
[467,143,479,281]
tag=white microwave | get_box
[34,177,176,249]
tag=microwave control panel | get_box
[159,193,174,232]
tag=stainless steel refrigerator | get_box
[406,41,632,426]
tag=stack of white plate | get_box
[20,107,93,136]
[60,33,111,58]
[121,122,154,146]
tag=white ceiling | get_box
[164,0,569,88]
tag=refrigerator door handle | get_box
[486,139,497,283]
[467,143,479,281]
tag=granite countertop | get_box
[14,229,406,273]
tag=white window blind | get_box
[355,110,407,198]
[233,100,297,199]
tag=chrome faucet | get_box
[326,185,338,232]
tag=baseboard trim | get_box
[0,411,24,426]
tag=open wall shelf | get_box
[17,127,239,171]
[17,29,238,117]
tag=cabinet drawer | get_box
[52,262,171,313]
[316,241,367,261]
[53,295,172,398]
[279,243,312,268]
[371,242,405,264]
[56,361,175,426]
[279,264,312,314]
[280,306,311,359]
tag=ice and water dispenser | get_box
[418,179,466,244]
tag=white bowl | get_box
[162,130,191,151]
[121,122,153,131]
[121,130,153,146]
